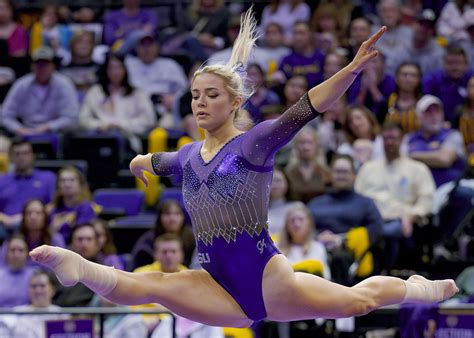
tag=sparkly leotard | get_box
[151,93,320,321]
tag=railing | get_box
[0,307,176,338]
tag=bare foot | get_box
[406,275,459,302]
[30,245,82,287]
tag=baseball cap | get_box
[32,46,55,62]
[416,95,443,114]
[416,9,436,26]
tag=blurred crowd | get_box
[0,0,473,337]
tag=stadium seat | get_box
[94,188,145,217]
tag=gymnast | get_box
[30,9,458,328]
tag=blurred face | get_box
[94,223,106,250]
[286,209,311,244]
[161,204,185,233]
[348,109,371,138]
[7,238,28,270]
[72,33,94,59]
[331,158,355,190]
[247,65,264,88]
[154,240,183,272]
[58,170,81,197]
[296,131,317,161]
[350,18,371,45]
[396,64,420,93]
[444,53,468,80]
[24,201,46,232]
[271,170,288,200]
[382,128,403,158]
[324,53,343,79]
[71,226,99,259]
[318,15,337,33]
[265,24,284,48]
[29,274,54,308]
[32,60,55,85]
[292,23,312,51]
[378,0,400,28]
[419,104,444,135]
[107,57,126,86]
[284,76,307,104]
[123,0,140,9]
[41,6,58,28]
[413,21,434,43]
[11,143,35,172]
[0,1,13,24]
[191,73,240,132]
[136,38,159,64]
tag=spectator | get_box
[48,166,98,242]
[92,219,125,270]
[268,167,299,237]
[60,30,99,102]
[345,17,372,61]
[460,10,474,68]
[103,0,158,55]
[29,5,73,63]
[404,9,444,76]
[0,234,37,307]
[422,44,474,123]
[347,52,397,115]
[314,95,347,156]
[373,0,412,75]
[437,0,474,42]
[130,200,195,270]
[53,224,101,306]
[259,0,311,45]
[311,3,346,48]
[337,105,385,163]
[0,199,65,266]
[80,53,156,153]
[284,126,331,203]
[402,95,467,187]
[380,62,422,133]
[453,75,474,164]
[125,33,187,127]
[271,21,325,88]
[245,63,280,124]
[0,46,79,136]
[0,0,28,57]
[309,154,383,284]
[322,51,347,81]
[254,23,290,76]
[0,139,56,231]
[356,121,436,267]
[277,202,331,279]
[8,271,70,338]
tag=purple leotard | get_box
[151,93,319,321]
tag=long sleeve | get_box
[117,90,156,135]
[0,77,26,132]
[407,163,435,218]
[151,152,181,176]
[47,75,79,131]
[79,85,103,130]
[241,93,320,167]
[362,198,383,243]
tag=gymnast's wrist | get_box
[345,63,361,77]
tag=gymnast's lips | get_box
[196,112,209,118]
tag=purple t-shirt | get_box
[103,9,158,46]
[278,49,325,87]
[151,93,319,245]
[422,69,474,123]
[0,169,56,215]
[0,265,37,307]
[49,201,97,241]
[347,74,397,115]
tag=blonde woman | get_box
[31,9,457,329]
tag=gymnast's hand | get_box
[130,154,152,187]
[349,26,386,75]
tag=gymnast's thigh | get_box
[144,269,253,328]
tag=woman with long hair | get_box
[32,9,457,328]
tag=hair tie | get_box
[233,62,247,78]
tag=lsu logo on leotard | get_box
[197,252,211,264]
[257,239,266,254]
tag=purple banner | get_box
[435,314,474,338]
[46,319,94,338]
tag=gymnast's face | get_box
[191,73,241,132]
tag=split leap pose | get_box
[31,9,458,328]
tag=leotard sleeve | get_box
[241,92,320,167]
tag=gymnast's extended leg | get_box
[262,255,458,322]
[30,245,252,327]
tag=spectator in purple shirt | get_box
[0,139,56,233]
[0,46,79,136]
[48,166,98,243]
[0,234,37,307]
[347,52,396,115]
[422,44,474,123]
[103,0,157,55]
[271,21,325,88]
